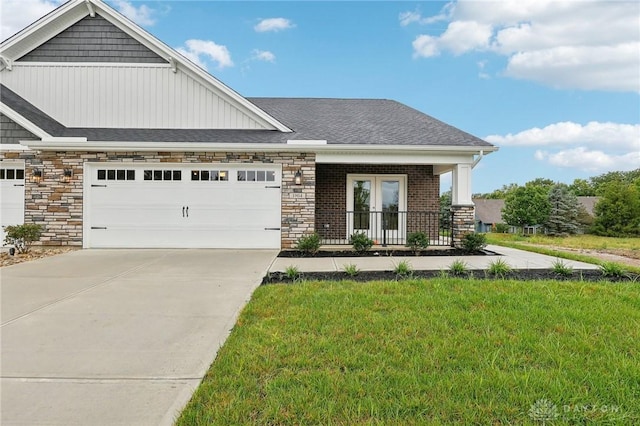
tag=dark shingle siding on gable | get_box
[17,15,167,63]
[0,113,39,144]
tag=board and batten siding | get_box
[1,63,270,130]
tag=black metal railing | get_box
[316,210,454,246]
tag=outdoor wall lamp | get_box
[294,170,302,185]
[32,169,43,183]
[62,168,73,183]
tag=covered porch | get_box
[312,149,482,248]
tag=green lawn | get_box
[177,279,640,425]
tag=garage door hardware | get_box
[182,206,189,217]
[91,226,107,230]
[265,185,281,189]
[91,184,107,188]
[264,227,281,231]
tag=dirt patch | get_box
[1,247,77,268]
[523,244,640,269]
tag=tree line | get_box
[472,169,640,237]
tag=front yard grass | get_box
[177,279,639,425]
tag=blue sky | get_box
[2,0,639,194]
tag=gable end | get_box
[17,15,167,64]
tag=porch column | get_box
[451,164,475,247]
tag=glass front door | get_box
[347,175,407,244]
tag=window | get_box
[191,170,229,181]
[144,170,182,181]
[0,168,24,180]
[237,170,275,182]
[97,169,135,181]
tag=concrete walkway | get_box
[1,249,277,426]
[269,244,600,273]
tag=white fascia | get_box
[20,139,496,158]
[1,143,31,152]
[0,103,52,139]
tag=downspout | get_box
[471,150,484,169]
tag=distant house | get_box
[473,199,505,232]
[473,197,600,233]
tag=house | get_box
[0,0,497,250]
[473,199,504,232]
[473,197,600,234]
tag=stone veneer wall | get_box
[6,151,315,248]
[451,204,475,247]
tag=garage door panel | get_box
[1,161,26,243]
[91,205,184,226]
[86,164,282,249]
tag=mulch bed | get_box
[263,269,638,285]
[277,248,500,258]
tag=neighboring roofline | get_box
[0,0,293,133]
[20,139,499,155]
[0,102,51,138]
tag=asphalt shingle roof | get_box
[1,84,492,148]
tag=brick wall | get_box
[315,164,440,241]
[10,151,314,248]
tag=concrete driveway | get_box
[1,249,277,426]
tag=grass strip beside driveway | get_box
[177,279,639,425]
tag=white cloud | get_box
[110,0,158,27]
[413,20,492,58]
[486,121,640,152]
[535,148,640,173]
[254,18,294,33]
[0,0,64,40]
[400,4,453,27]
[251,49,275,63]
[176,39,233,70]
[488,121,640,172]
[409,0,640,92]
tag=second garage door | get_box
[85,163,282,248]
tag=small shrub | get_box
[406,232,429,253]
[599,262,627,278]
[350,232,374,254]
[448,259,469,276]
[487,258,512,278]
[285,265,301,281]
[494,223,509,233]
[394,260,413,279]
[296,233,321,256]
[551,259,573,277]
[343,263,360,277]
[3,223,43,254]
[461,232,487,253]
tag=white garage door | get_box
[0,160,26,243]
[85,163,282,248]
